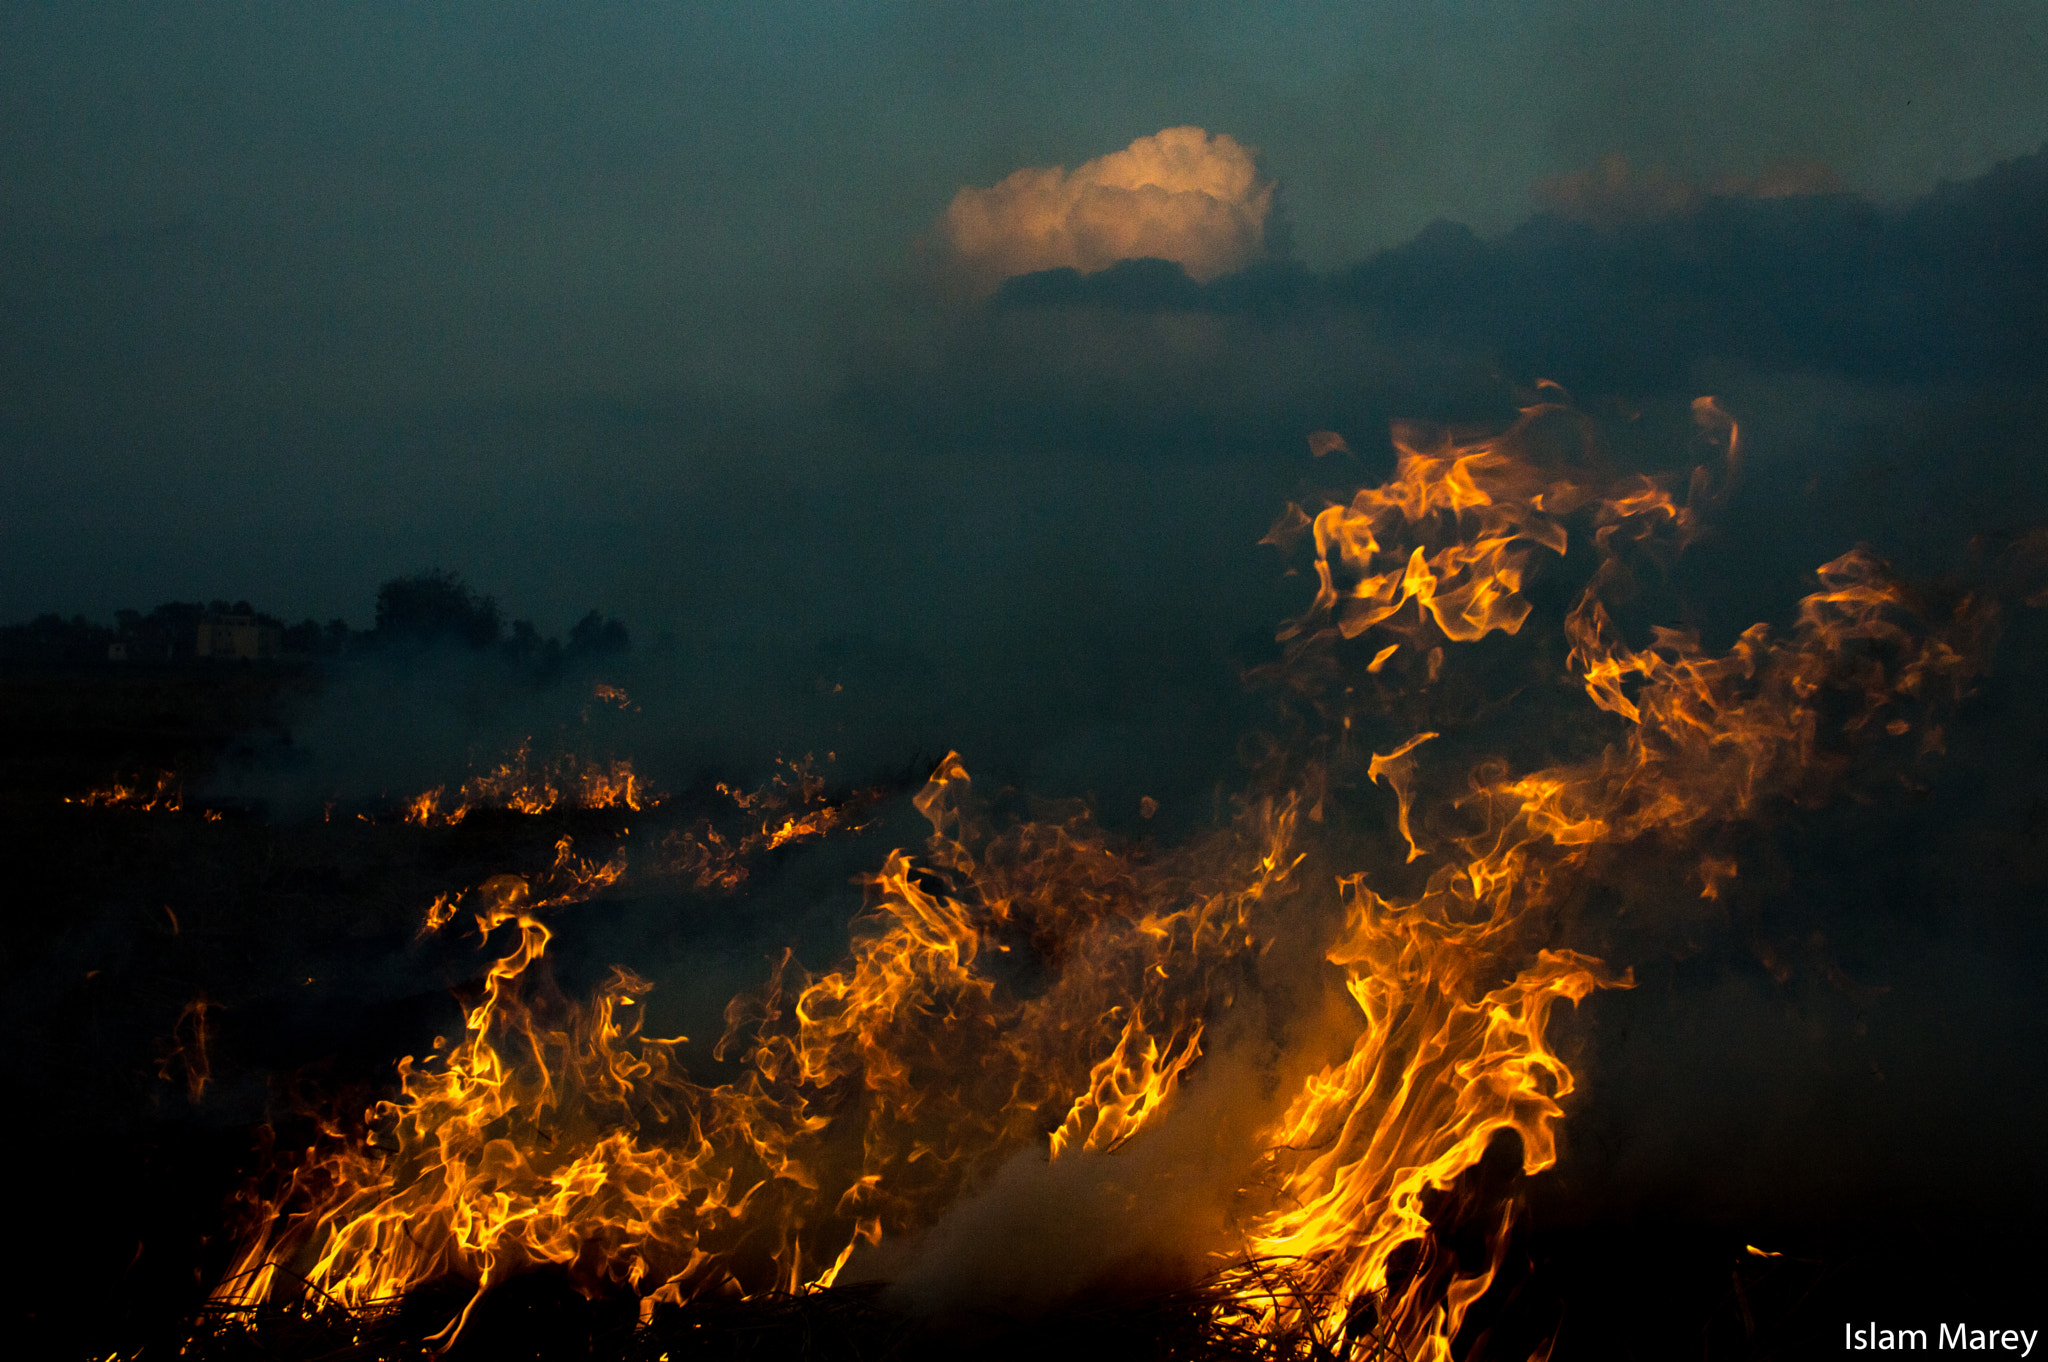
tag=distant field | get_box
[0,659,315,804]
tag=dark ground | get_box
[5,656,2047,1361]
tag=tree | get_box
[565,610,630,662]
[0,613,115,663]
[372,571,503,649]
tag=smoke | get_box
[879,1004,1305,1318]
[880,1092,1240,1314]
[209,645,634,818]
[937,127,1275,295]
[1531,152,1847,229]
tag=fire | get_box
[405,743,650,824]
[1217,399,1983,1356]
[215,755,1298,1337]
[158,997,216,1104]
[208,397,1990,1357]
[659,755,879,892]
[418,835,626,937]
[65,770,183,812]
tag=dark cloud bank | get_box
[878,140,2047,439]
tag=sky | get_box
[2,0,2047,630]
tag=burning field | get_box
[13,391,2048,1361]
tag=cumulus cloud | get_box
[1534,152,1845,229]
[939,127,1275,294]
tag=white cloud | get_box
[939,127,1275,293]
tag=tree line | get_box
[0,570,630,675]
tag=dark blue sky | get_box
[3,1,2046,629]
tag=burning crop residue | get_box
[66,770,185,813]
[404,744,650,825]
[196,397,2003,1359]
[1215,400,1987,1351]
[659,756,883,893]
[417,833,628,938]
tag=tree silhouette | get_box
[372,571,503,649]
[565,610,630,662]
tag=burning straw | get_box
[188,396,1998,1361]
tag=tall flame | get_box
[211,397,1989,1357]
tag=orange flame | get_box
[659,756,878,893]
[1219,397,1980,1354]
[405,744,651,825]
[159,996,216,1104]
[66,770,183,812]
[214,396,1989,1357]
